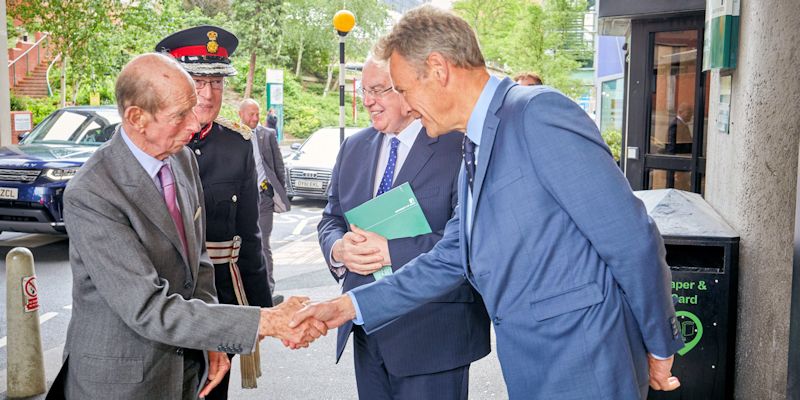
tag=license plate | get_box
[294,179,323,189]
[0,187,18,200]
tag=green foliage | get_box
[453,0,589,98]
[10,94,60,125]
[601,127,622,161]
[281,74,370,139]
[281,0,389,77]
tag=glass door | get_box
[623,14,708,195]
[644,29,708,193]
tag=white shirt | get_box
[250,126,268,188]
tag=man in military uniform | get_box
[156,26,271,399]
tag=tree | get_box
[281,0,388,78]
[11,0,123,106]
[453,0,590,98]
[9,0,196,106]
[231,0,283,99]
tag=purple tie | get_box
[158,164,188,256]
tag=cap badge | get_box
[206,31,219,54]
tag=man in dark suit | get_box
[294,6,683,399]
[47,53,324,400]
[239,98,291,305]
[156,26,271,398]
[316,58,490,400]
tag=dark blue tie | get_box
[463,135,476,191]
[377,137,401,196]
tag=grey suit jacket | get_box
[52,132,261,399]
[255,125,290,212]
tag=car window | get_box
[22,109,121,145]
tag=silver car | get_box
[284,127,362,201]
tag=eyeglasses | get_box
[193,78,224,91]
[358,86,395,99]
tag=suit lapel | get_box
[470,79,514,238]
[108,133,188,270]
[392,127,435,187]
[363,128,384,201]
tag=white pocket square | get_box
[193,206,202,221]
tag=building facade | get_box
[599,0,800,398]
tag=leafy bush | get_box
[10,94,59,125]
[601,127,622,161]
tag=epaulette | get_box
[215,116,252,140]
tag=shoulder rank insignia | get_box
[215,116,252,140]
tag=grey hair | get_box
[115,53,190,117]
[374,5,485,76]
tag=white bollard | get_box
[6,247,46,397]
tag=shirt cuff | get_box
[328,247,346,278]
[649,352,671,360]
[347,292,364,325]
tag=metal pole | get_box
[338,36,345,144]
[0,0,12,147]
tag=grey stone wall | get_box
[705,0,800,398]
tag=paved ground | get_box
[0,198,507,399]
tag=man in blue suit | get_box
[293,6,683,399]
[317,58,490,400]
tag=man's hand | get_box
[648,354,680,391]
[350,225,391,267]
[257,296,328,347]
[332,228,384,275]
[289,294,356,332]
[199,351,230,398]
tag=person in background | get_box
[514,72,543,86]
[239,98,291,305]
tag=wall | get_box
[705,0,800,397]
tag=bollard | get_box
[6,247,46,397]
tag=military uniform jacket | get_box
[188,119,271,308]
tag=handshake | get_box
[255,294,357,349]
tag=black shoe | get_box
[272,294,284,305]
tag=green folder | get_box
[344,182,432,280]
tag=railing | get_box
[8,33,51,88]
[46,54,61,97]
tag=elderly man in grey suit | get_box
[46,53,325,400]
[238,99,290,305]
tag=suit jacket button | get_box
[493,317,502,326]
[176,347,184,355]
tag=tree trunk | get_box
[59,56,67,108]
[294,36,304,76]
[71,78,81,105]
[322,64,333,97]
[244,51,256,99]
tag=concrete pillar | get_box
[704,0,800,398]
[5,247,46,397]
